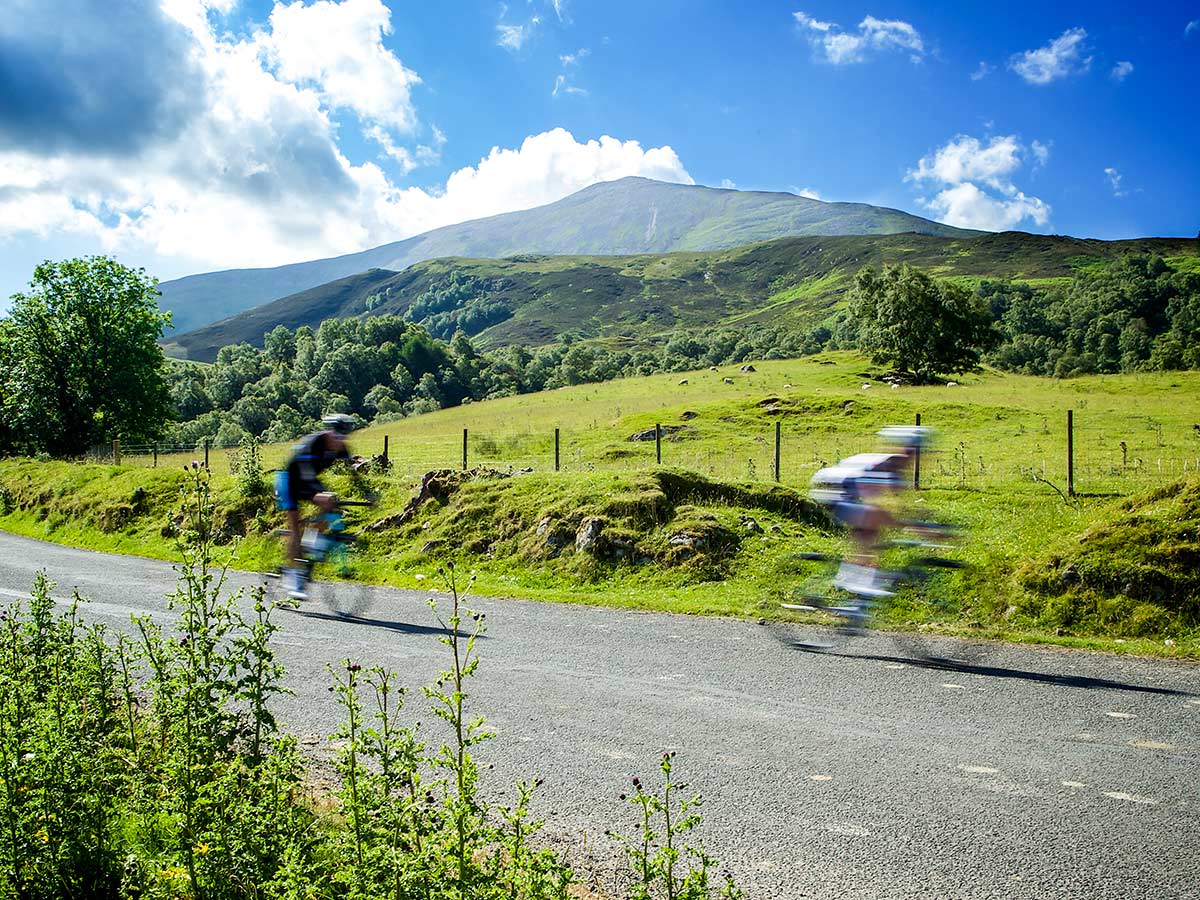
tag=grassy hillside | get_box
[156,176,975,335]
[3,354,1198,656]
[169,230,1200,362]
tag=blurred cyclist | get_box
[808,426,929,597]
[274,413,355,598]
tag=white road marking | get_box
[1103,791,1158,805]
[810,774,833,782]
[1131,740,1177,751]
[959,765,1000,775]
[884,664,906,670]
[1062,781,1086,788]
[942,683,965,690]
[1105,711,1137,719]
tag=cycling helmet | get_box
[877,425,931,449]
[322,413,356,435]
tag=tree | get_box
[2,257,172,456]
[850,264,996,381]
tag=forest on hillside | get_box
[162,254,1199,450]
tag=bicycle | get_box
[779,527,984,661]
[266,498,374,618]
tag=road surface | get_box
[0,530,1196,899]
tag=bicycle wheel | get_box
[313,542,371,618]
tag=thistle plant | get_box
[612,752,743,900]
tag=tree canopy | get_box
[1,257,173,456]
[848,264,997,381]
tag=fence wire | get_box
[82,409,1200,498]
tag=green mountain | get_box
[166,231,1200,363]
[157,177,975,334]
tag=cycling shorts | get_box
[274,470,323,512]
[832,500,874,530]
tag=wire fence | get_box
[84,408,1200,498]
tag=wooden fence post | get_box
[462,428,468,470]
[152,445,157,468]
[1067,410,1075,497]
[381,434,389,468]
[914,413,921,490]
[554,428,560,472]
[204,438,210,469]
[112,439,121,466]
[655,423,662,465]
[774,420,781,482]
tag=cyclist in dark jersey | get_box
[274,414,354,597]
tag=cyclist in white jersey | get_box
[809,426,928,597]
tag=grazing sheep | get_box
[723,377,734,384]
[946,381,958,387]
[678,378,689,385]
[861,383,871,390]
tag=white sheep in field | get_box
[890,383,898,390]
[678,379,689,385]
[861,383,872,390]
[946,381,958,387]
[723,377,734,384]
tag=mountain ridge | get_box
[157,176,976,333]
[165,230,1200,363]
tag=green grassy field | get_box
[2,353,1198,657]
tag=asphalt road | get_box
[1,530,1197,899]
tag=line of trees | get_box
[2,253,1197,459]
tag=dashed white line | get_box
[810,774,833,782]
[1102,791,1158,805]
[1105,711,1137,719]
[1062,781,1087,789]
[942,683,965,690]
[1130,740,1177,751]
[959,765,1000,775]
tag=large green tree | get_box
[2,257,173,456]
[850,264,997,381]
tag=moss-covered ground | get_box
[2,353,1198,657]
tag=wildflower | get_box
[195,842,211,856]
[415,573,425,581]
[632,776,640,789]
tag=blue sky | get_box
[1,0,1198,308]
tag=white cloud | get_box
[0,1,691,275]
[796,187,822,200]
[793,10,924,65]
[908,134,1051,231]
[550,0,567,22]
[919,183,1050,231]
[970,61,994,81]
[559,48,589,66]
[1009,27,1091,85]
[1187,20,1199,37]
[720,179,737,190]
[261,0,420,132]
[551,74,586,97]
[496,23,529,51]
[1104,167,1128,198]
[1110,60,1134,82]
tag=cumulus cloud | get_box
[261,0,420,132]
[1110,60,1134,82]
[796,187,822,200]
[0,0,203,156]
[1009,27,1092,85]
[908,134,1051,232]
[0,0,691,275]
[793,10,924,64]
